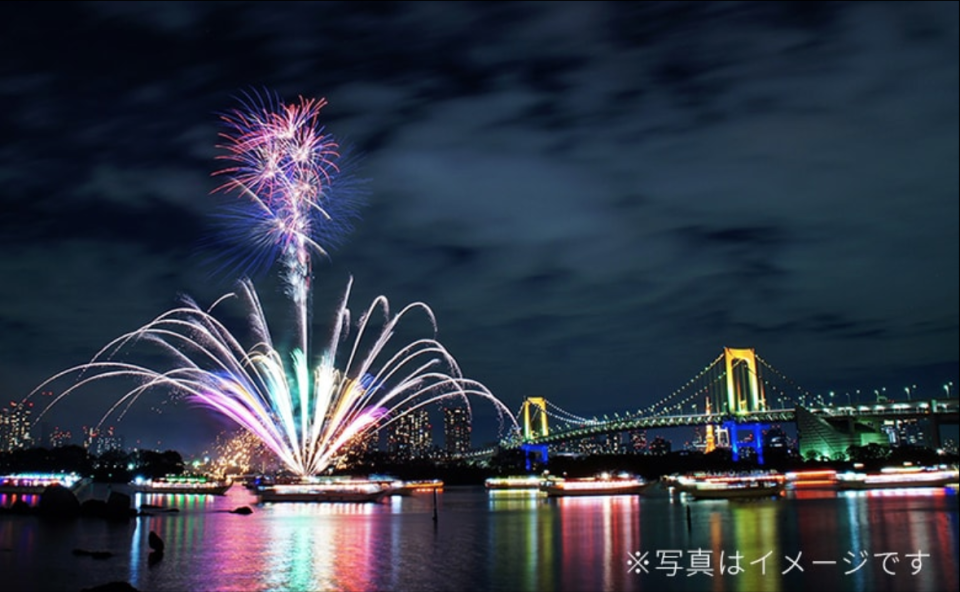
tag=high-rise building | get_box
[442,405,471,455]
[883,418,929,448]
[629,430,648,453]
[0,400,34,452]
[387,408,432,459]
[648,435,671,456]
[49,426,73,448]
[82,425,124,455]
[602,432,623,454]
[94,426,124,456]
[763,425,788,449]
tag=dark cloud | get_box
[0,1,956,452]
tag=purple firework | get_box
[210,90,364,279]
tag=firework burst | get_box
[30,278,516,476]
[210,89,365,281]
[28,91,516,477]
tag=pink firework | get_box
[211,91,361,274]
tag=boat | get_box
[242,474,303,490]
[130,475,232,495]
[390,479,443,496]
[0,472,90,495]
[835,466,959,490]
[785,469,838,490]
[257,480,392,503]
[664,473,709,495]
[685,473,786,500]
[540,473,649,497]
[484,476,544,490]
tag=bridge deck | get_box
[519,399,958,446]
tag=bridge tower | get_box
[521,397,549,441]
[520,397,549,470]
[720,348,770,464]
[724,347,767,414]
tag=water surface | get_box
[1,484,956,591]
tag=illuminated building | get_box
[689,427,705,452]
[942,438,957,455]
[0,400,34,452]
[629,430,648,453]
[49,426,73,448]
[387,408,432,459]
[796,406,889,460]
[442,405,471,455]
[83,425,125,455]
[602,432,623,454]
[95,426,124,455]
[764,425,788,449]
[648,435,671,456]
[882,418,930,448]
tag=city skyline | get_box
[4,392,955,463]
[1,2,957,453]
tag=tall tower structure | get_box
[521,397,549,440]
[724,347,767,413]
[442,405,471,455]
[388,408,432,459]
[705,397,716,453]
[0,400,33,452]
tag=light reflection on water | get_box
[0,484,956,591]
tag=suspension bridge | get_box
[495,347,958,464]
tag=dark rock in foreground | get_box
[38,484,80,519]
[148,530,164,552]
[105,491,136,520]
[73,548,114,560]
[148,550,164,566]
[77,492,136,519]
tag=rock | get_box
[73,548,114,560]
[148,530,164,553]
[38,484,80,519]
[105,491,134,520]
[148,550,164,566]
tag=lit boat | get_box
[664,473,708,494]
[785,469,838,489]
[390,479,444,496]
[257,479,392,503]
[836,466,959,490]
[130,475,232,495]
[485,476,544,490]
[685,473,786,500]
[0,472,90,495]
[541,473,649,497]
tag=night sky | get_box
[1,2,957,453]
